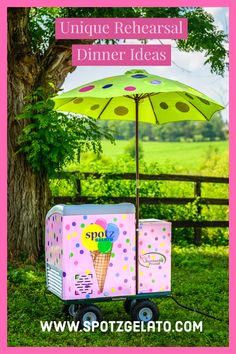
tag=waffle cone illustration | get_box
[90,249,112,293]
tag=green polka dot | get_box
[80,224,85,228]
[111,252,115,258]
[91,104,100,110]
[198,97,210,105]
[61,249,63,255]
[54,233,56,239]
[50,253,52,258]
[70,252,74,257]
[148,244,152,248]
[175,102,190,112]
[160,102,168,110]
[126,239,130,243]
[56,258,58,263]
[185,93,194,100]
[152,279,155,283]
[130,266,134,272]
[162,228,166,231]
[74,98,84,104]
[113,218,117,222]
[114,106,128,116]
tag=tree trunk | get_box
[7,8,76,262]
[7,9,50,262]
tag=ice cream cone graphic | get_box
[90,248,112,293]
[81,221,119,293]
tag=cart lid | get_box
[139,218,171,225]
[46,203,135,219]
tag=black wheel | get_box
[68,304,79,316]
[131,300,160,323]
[61,304,79,316]
[73,304,103,328]
[61,304,70,316]
[124,299,134,313]
[124,299,147,313]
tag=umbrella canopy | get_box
[53,68,224,294]
[53,69,224,123]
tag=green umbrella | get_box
[53,68,224,291]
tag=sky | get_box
[62,7,229,121]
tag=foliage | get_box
[49,144,228,246]
[17,87,114,176]
[7,245,228,346]
[28,7,228,76]
[97,114,228,142]
[124,138,144,160]
[92,140,228,172]
[144,7,228,75]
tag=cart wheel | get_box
[68,304,79,317]
[74,304,103,328]
[124,299,146,313]
[61,304,79,316]
[124,299,135,313]
[61,304,70,316]
[131,300,160,323]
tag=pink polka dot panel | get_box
[138,219,171,294]
[45,207,137,300]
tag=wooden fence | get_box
[53,172,229,245]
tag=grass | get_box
[8,245,228,347]
[92,140,228,173]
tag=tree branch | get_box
[35,39,94,90]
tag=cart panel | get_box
[138,219,171,294]
[62,212,136,300]
[45,213,64,297]
[45,204,136,301]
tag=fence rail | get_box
[53,172,229,245]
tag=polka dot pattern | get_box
[74,98,83,104]
[114,106,129,116]
[185,93,194,100]
[175,102,190,112]
[79,85,95,92]
[46,212,136,300]
[102,84,113,89]
[138,220,171,294]
[198,97,210,105]
[90,104,100,110]
[160,102,168,110]
[151,80,161,85]
[131,74,147,78]
[124,86,136,91]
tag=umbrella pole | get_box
[135,97,139,295]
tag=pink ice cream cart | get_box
[45,203,171,325]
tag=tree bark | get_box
[7,8,76,262]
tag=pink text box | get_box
[56,18,188,40]
[72,44,171,66]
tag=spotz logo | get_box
[85,229,114,242]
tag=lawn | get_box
[94,140,228,173]
[8,245,228,347]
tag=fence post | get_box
[194,181,202,245]
[76,178,81,199]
